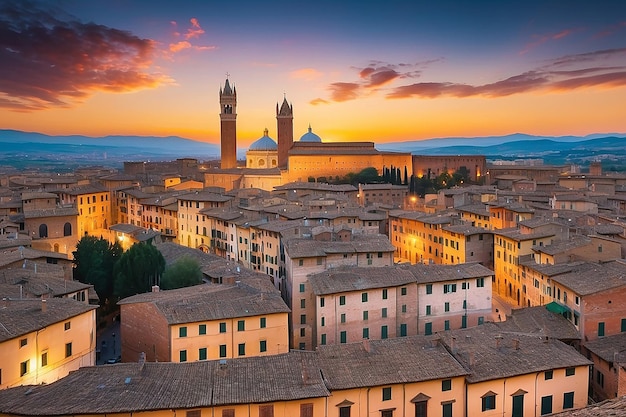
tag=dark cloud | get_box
[546,48,626,67]
[0,1,171,111]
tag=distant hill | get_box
[0,130,221,171]
[1,129,625,172]
[377,133,626,153]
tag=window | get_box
[400,323,407,337]
[363,328,369,339]
[238,343,245,356]
[219,344,227,358]
[426,305,431,315]
[180,350,187,362]
[299,283,305,292]
[598,322,605,337]
[339,295,346,305]
[363,311,369,320]
[381,325,388,339]
[426,284,432,294]
[41,351,48,367]
[401,287,407,296]
[321,334,326,345]
[442,402,453,417]
[219,322,226,333]
[317,257,323,265]
[179,327,187,337]
[340,331,347,344]
[444,302,450,312]
[300,314,306,324]
[414,401,427,417]
[222,410,235,417]
[199,324,206,335]
[260,317,267,328]
[545,370,553,380]
[425,322,432,335]
[382,289,388,299]
[341,313,346,323]
[401,304,407,313]
[478,316,484,325]
[482,393,496,411]
[597,370,604,387]
[300,403,313,417]
[512,394,524,417]
[298,259,304,266]
[563,392,574,409]
[443,284,457,293]
[565,367,575,376]
[300,299,306,308]
[65,342,72,358]
[260,340,267,352]
[321,317,325,327]
[300,328,305,337]
[362,292,368,302]
[320,297,325,307]
[199,348,207,360]
[339,406,351,417]
[463,300,467,309]
[382,387,392,401]
[461,315,467,328]
[462,282,468,290]
[19,338,27,348]
[64,321,71,331]
[442,379,451,391]
[237,320,245,331]
[476,277,485,287]
[444,320,450,330]
[382,308,388,318]
[540,395,552,415]
[259,404,274,417]
[20,360,29,376]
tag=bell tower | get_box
[220,77,237,169]
[276,95,293,169]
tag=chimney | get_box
[151,285,159,292]
[468,351,475,366]
[512,339,520,350]
[495,335,503,349]
[41,298,47,313]
[450,336,457,353]
[430,338,439,348]
[363,338,371,353]
[138,352,146,370]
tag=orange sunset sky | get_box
[0,0,625,148]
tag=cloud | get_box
[519,28,577,55]
[328,82,361,102]
[386,67,626,99]
[594,21,626,39]
[310,98,330,106]
[290,68,323,80]
[168,18,216,55]
[546,47,626,67]
[0,1,173,111]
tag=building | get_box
[582,332,626,401]
[0,297,96,389]
[118,282,290,363]
[308,263,493,347]
[56,184,111,238]
[219,78,237,169]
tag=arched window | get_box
[39,224,48,238]
[63,222,72,236]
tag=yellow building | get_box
[177,190,233,250]
[118,282,290,363]
[0,297,96,389]
[0,326,592,417]
[56,184,111,238]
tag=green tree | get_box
[113,243,166,299]
[73,236,122,304]
[161,256,203,290]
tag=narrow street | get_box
[491,292,517,322]
[96,319,121,365]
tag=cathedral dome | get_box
[249,128,277,151]
[299,125,322,142]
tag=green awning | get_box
[545,301,570,315]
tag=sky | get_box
[1,0,625,148]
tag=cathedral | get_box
[208,77,413,191]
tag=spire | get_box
[263,127,269,136]
[223,76,233,95]
[277,95,293,116]
[308,124,312,133]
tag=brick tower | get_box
[276,95,293,169]
[219,77,237,169]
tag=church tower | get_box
[220,77,237,169]
[276,96,293,169]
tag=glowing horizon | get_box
[1,1,625,147]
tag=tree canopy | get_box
[113,243,166,299]
[160,256,203,290]
[72,236,122,304]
